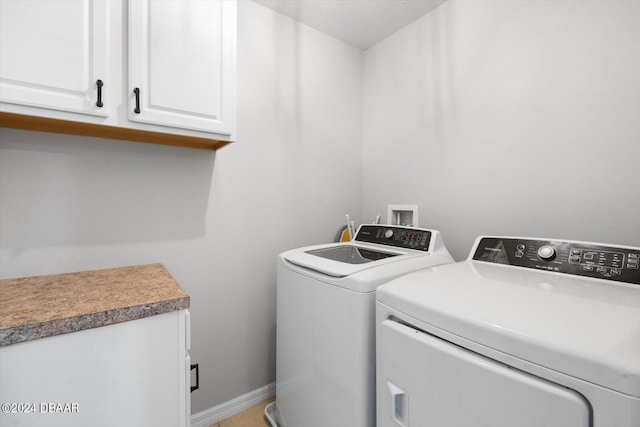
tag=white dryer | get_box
[266,225,453,427]
[377,236,640,427]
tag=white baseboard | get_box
[191,382,275,427]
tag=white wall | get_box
[363,0,640,260]
[0,0,363,413]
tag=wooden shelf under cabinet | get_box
[0,112,231,151]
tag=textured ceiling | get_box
[251,0,447,50]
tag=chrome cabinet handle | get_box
[96,80,104,108]
[133,87,141,114]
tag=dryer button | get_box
[538,245,556,260]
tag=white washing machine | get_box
[376,236,640,427]
[265,224,453,427]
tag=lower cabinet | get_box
[0,310,191,427]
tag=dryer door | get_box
[377,320,591,427]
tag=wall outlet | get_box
[387,205,419,227]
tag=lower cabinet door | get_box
[0,311,187,427]
[377,319,591,427]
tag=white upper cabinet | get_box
[128,0,236,136]
[0,0,109,117]
[0,0,236,149]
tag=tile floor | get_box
[210,398,274,427]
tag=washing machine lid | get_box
[281,225,450,278]
[377,250,640,397]
[283,242,419,277]
[306,245,400,265]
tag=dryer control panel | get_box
[472,237,640,285]
[356,225,432,251]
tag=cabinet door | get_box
[128,0,236,136]
[0,311,188,427]
[0,0,109,117]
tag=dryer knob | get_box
[538,245,556,260]
[384,229,394,239]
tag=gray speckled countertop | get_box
[0,264,190,346]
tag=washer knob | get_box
[384,229,394,239]
[538,245,556,260]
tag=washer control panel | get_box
[472,237,640,285]
[356,225,432,251]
